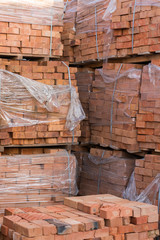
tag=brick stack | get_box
[0,66,83,146]
[71,0,110,63]
[89,63,142,153]
[136,64,160,151]
[0,150,77,214]
[109,0,160,58]
[76,68,95,144]
[135,154,160,196]
[0,0,64,57]
[0,194,159,240]
[0,59,85,146]
[77,148,135,197]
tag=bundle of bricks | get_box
[135,154,160,197]
[77,148,135,197]
[0,0,64,57]
[0,150,77,214]
[0,59,82,146]
[76,68,95,144]
[0,22,63,57]
[0,194,159,240]
[89,63,142,153]
[70,0,110,63]
[110,0,160,58]
[136,63,160,151]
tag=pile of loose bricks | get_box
[0,194,159,240]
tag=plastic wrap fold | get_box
[123,171,160,205]
[0,70,85,131]
[0,150,78,213]
[0,0,64,25]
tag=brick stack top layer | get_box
[0,194,159,240]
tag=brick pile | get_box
[135,154,160,196]
[0,194,159,240]
[0,59,83,146]
[89,63,142,153]
[0,23,63,57]
[76,68,95,144]
[0,0,64,57]
[136,63,160,151]
[0,150,77,214]
[71,0,110,63]
[110,0,160,58]
[77,148,135,197]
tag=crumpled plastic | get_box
[123,171,160,205]
[0,70,85,131]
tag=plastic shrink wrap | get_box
[123,171,160,206]
[89,63,142,153]
[0,150,78,214]
[0,70,85,131]
[75,148,135,197]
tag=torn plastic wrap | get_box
[78,149,135,197]
[0,150,78,213]
[0,0,64,26]
[123,171,160,205]
[89,63,142,153]
[0,70,85,131]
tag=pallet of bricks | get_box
[63,0,160,216]
[0,194,159,240]
[62,0,112,64]
[0,0,86,213]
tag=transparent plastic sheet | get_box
[79,150,135,197]
[0,70,85,131]
[123,171,160,205]
[90,66,142,126]
[63,0,115,63]
[0,0,64,26]
[0,150,78,213]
